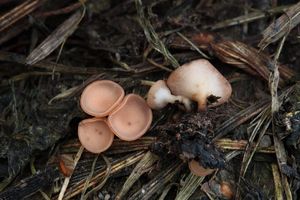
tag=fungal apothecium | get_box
[80,80,124,117]
[78,59,231,176]
[78,80,152,153]
[147,59,232,111]
[78,118,114,153]
[108,94,152,141]
[188,159,215,177]
[146,59,232,176]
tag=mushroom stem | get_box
[173,96,192,111]
[197,96,207,111]
[147,80,191,111]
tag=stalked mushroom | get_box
[147,80,191,111]
[108,94,152,141]
[78,118,114,153]
[188,159,215,176]
[80,80,124,117]
[167,59,232,111]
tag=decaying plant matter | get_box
[0,0,300,199]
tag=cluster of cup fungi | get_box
[78,59,232,179]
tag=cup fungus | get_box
[220,182,234,199]
[108,94,152,141]
[78,118,114,153]
[188,159,215,176]
[147,80,191,110]
[80,80,125,117]
[167,59,232,111]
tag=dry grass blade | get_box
[61,137,156,154]
[240,87,294,176]
[234,111,271,199]
[271,163,284,200]
[0,167,60,199]
[175,173,205,200]
[269,38,284,114]
[79,154,99,200]
[105,137,156,155]
[58,145,84,200]
[0,0,44,32]
[135,0,179,69]
[0,71,55,87]
[215,138,275,153]
[239,109,271,178]
[213,99,269,141]
[208,5,291,30]
[235,86,295,199]
[273,134,293,199]
[82,155,111,199]
[128,161,183,200]
[0,20,29,45]
[176,32,210,59]
[258,1,300,49]
[211,40,294,87]
[116,151,159,200]
[48,86,79,105]
[62,151,145,200]
[0,51,104,74]
[26,9,84,65]
[35,2,83,17]
[158,183,178,200]
[270,80,295,200]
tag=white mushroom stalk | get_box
[147,80,191,111]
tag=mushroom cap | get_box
[220,182,234,199]
[167,59,232,111]
[108,94,152,141]
[80,80,125,117]
[78,118,114,153]
[188,160,215,176]
[147,80,173,110]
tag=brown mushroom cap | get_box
[80,80,125,117]
[220,182,234,199]
[167,59,232,111]
[78,118,114,153]
[147,80,191,110]
[188,160,215,176]
[108,94,152,141]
